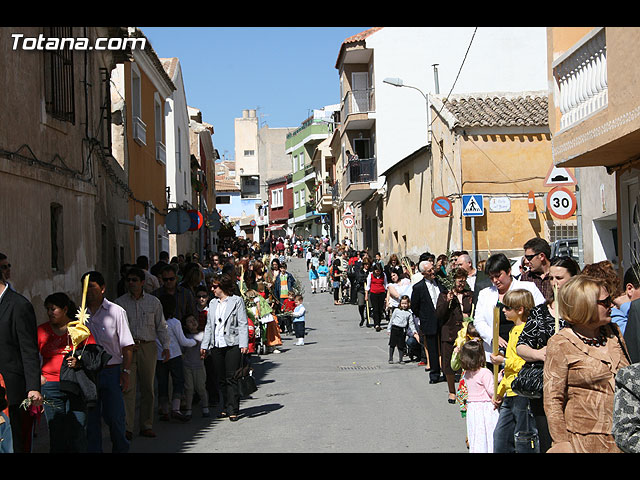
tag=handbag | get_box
[510,361,544,399]
[234,355,257,397]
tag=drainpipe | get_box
[576,168,585,269]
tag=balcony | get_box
[156,141,166,165]
[343,157,377,202]
[553,28,607,131]
[315,182,334,214]
[341,88,375,130]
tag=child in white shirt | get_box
[157,294,196,422]
[182,316,209,418]
[292,295,306,346]
[386,296,416,363]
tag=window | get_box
[244,150,255,156]
[294,190,299,209]
[50,203,64,272]
[155,96,165,164]
[299,151,305,171]
[44,27,75,123]
[216,195,231,204]
[293,155,298,173]
[131,64,146,145]
[271,188,284,208]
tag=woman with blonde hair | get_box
[544,275,631,453]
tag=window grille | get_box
[45,27,75,124]
[546,220,578,243]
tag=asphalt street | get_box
[33,257,468,453]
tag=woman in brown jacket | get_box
[544,275,631,453]
[436,268,474,404]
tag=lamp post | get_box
[383,77,432,144]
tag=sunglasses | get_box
[0,264,10,270]
[162,277,176,282]
[211,284,220,289]
[502,304,514,311]
[197,294,208,299]
[597,295,612,308]
[524,253,539,261]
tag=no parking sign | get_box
[431,196,453,218]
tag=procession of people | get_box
[1,231,640,454]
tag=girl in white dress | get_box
[460,339,500,453]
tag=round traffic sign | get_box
[342,216,355,228]
[547,186,576,219]
[187,210,204,231]
[431,196,453,218]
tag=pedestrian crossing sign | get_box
[462,194,484,217]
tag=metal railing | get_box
[341,88,375,118]
[346,157,377,185]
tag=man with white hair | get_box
[411,260,446,383]
[455,253,491,306]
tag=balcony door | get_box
[353,138,370,160]
[352,72,369,113]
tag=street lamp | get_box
[383,77,432,144]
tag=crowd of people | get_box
[0,243,308,453]
[2,230,640,453]
[303,236,640,454]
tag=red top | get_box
[369,274,386,294]
[37,322,96,383]
[282,298,296,313]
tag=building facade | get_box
[0,26,131,312]
[548,27,640,272]
[333,26,549,254]
[111,28,175,267]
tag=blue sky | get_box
[140,27,370,162]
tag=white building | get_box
[335,26,549,252]
[161,57,194,257]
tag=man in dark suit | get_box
[625,297,640,364]
[0,261,42,452]
[411,259,446,384]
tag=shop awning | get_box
[266,224,286,231]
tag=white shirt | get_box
[474,278,545,360]
[466,272,477,291]
[424,278,441,308]
[157,317,196,360]
[214,297,229,348]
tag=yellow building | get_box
[382,91,561,263]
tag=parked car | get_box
[551,238,579,262]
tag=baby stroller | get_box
[252,317,269,355]
[340,274,351,304]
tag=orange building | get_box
[112,28,176,264]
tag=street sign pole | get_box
[471,217,476,270]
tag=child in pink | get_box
[459,339,499,453]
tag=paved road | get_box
[33,257,468,453]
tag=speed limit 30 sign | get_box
[342,216,355,228]
[547,186,576,219]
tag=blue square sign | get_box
[462,194,484,217]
